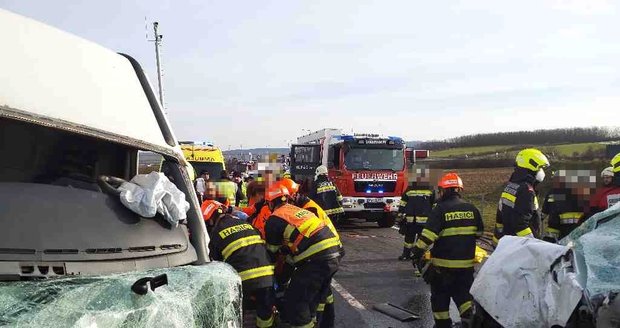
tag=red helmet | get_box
[201,200,225,222]
[279,178,299,195]
[438,172,463,189]
[265,183,289,202]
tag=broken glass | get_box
[0,262,241,328]
[561,204,620,297]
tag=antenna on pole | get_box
[149,22,165,113]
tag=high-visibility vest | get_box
[215,180,237,205]
[271,204,326,253]
[301,199,341,246]
[250,204,272,239]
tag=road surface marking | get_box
[331,279,366,311]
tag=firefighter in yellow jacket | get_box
[202,200,275,328]
[279,178,342,328]
[310,165,345,224]
[397,178,435,261]
[411,173,483,328]
[264,184,341,328]
[494,148,550,245]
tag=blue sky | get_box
[2,0,619,148]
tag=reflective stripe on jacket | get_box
[296,196,342,247]
[264,204,340,264]
[542,189,583,240]
[399,187,435,226]
[209,214,273,290]
[310,176,345,217]
[494,169,540,244]
[413,193,483,269]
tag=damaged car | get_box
[470,203,620,328]
[0,8,241,327]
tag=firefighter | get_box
[541,172,583,242]
[264,184,341,328]
[244,182,272,239]
[310,165,345,224]
[494,148,550,245]
[281,178,341,247]
[279,178,342,328]
[397,175,435,261]
[411,172,483,328]
[202,200,276,328]
[584,156,620,220]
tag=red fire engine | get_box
[290,128,407,227]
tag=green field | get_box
[431,145,516,157]
[431,142,605,158]
[540,142,606,157]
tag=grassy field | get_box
[441,167,513,232]
[540,142,606,157]
[432,142,605,158]
[432,145,516,157]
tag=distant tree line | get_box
[418,127,620,150]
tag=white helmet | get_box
[601,167,614,178]
[315,165,328,179]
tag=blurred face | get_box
[603,176,613,186]
[264,170,276,185]
[204,182,217,199]
[233,176,241,183]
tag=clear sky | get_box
[2,0,619,148]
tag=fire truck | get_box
[290,129,407,227]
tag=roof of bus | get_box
[0,9,177,153]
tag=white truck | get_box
[0,9,241,326]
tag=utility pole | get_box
[152,22,165,111]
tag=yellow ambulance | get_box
[179,141,226,179]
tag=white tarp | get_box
[118,172,190,227]
[470,236,583,328]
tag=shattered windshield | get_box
[561,205,620,296]
[344,147,404,171]
[0,263,241,327]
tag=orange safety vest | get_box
[242,204,256,217]
[302,199,341,243]
[251,205,272,239]
[272,204,326,254]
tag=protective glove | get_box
[398,222,406,235]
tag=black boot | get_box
[398,248,411,261]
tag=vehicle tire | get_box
[377,212,396,228]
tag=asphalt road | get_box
[332,218,462,328]
[242,217,465,327]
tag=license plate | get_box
[366,198,383,203]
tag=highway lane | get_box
[243,217,464,327]
[333,218,463,328]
